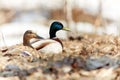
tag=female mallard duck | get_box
[23,21,70,54]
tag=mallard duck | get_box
[23,30,43,48]
[23,21,70,54]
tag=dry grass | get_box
[0,33,119,80]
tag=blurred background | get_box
[0,0,120,47]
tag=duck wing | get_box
[31,39,56,50]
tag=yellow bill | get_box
[62,27,70,31]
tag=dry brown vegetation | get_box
[0,33,119,80]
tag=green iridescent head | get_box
[49,21,70,38]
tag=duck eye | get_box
[28,31,33,34]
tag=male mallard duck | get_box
[23,21,70,54]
